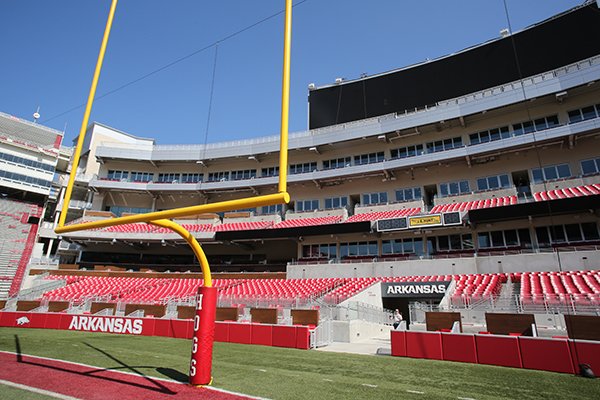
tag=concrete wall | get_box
[288,250,600,279]
[339,282,383,309]
[331,320,392,343]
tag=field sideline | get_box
[0,328,599,400]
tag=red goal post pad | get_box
[189,286,217,386]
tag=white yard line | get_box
[0,378,82,400]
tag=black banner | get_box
[381,281,451,298]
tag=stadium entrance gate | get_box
[381,281,451,326]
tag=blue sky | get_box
[0,0,584,145]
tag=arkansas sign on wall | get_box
[67,315,143,335]
[381,281,451,298]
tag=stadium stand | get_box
[213,221,273,232]
[430,196,517,214]
[518,271,600,306]
[0,198,40,298]
[533,184,600,201]
[273,216,342,228]
[36,273,515,309]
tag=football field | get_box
[0,327,598,400]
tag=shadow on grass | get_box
[13,335,178,395]
[156,367,188,383]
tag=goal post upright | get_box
[57,0,118,229]
[278,0,292,195]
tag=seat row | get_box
[430,196,517,214]
[38,270,599,308]
[518,270,600,305]
[533,184,600,201]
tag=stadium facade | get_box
[34,1,600,282]
[0,111,67,298]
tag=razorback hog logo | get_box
[68,316,143,335]
[16,316,30,325]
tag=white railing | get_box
[217,294,318,309]
[449,292,600,316]
[126,309,145,318]
[28,257,60,268]
[311,319,332,348]
[409,302,437,324]
[327,301,393,325]
[520,294,600,316]
[16,279,67,300]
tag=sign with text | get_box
[67,315,145,335]
[382,281,451,298]
[408,215,442,228]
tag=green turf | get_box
[1,328,599,400]
[0,383,57,400]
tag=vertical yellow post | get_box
[58,0,118,228]
[278,0,292,194]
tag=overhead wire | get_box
[196,43,219,197]
[502,0,562,265]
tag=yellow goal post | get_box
[54,0,293,288]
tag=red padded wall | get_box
[519,337,574,374]
[58,314,72,330]
[0,312,311,351]
[570,340,600,375]
[272,326,297,348]
[153,319,173,338]
[390,331,407,357]
[139,318,155,336]
[442,333,478,364]
[406,331,443,360]
[228,323,252,344]
[214,322,230,343]
[476,335,522,368]
[296,327,310,350]
[170,319,193,339]
[0,312,18,327]
[13,313,46,329]
[44,313,63,330]
[251,324,273,346]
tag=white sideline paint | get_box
[0,350,270,400]
[457,397,477,400]
[361,383,378,388]
[0,378,81,400]
[406,389,425,394]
